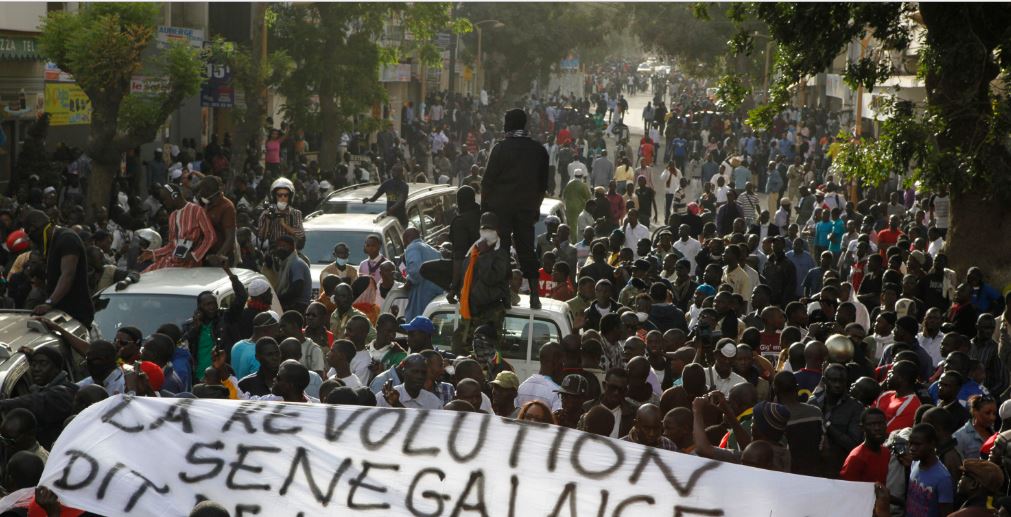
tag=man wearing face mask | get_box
[319,242,358,286]
[453,212,511,356]
[197,176,238,267]
[257,177,304,251]
[25,210,94,330]
[273,235,311,314]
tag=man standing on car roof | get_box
[481,108,549,309]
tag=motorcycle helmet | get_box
[134,228,162,250]
[270,177,295,209]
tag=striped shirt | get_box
[147,202,217,270]
[257,206,305,246]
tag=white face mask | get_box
[480,229,498,245]
[334,257,347,267]
[276,201,288,210]
[199,197,211,205]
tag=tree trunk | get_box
[946,193,1011,289]
[919,5,1011,286]
[316,5,343,173]
[318,91,338,171]
[86,160,118,219]
[229,3,268,183]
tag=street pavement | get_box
[549,90,770,230]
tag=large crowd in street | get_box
[0,61,1006,517]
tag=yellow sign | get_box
[44,82,92,126]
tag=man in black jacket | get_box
[453,212,511,356]
[481,109,549,309]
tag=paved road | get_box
[550,90,772,228]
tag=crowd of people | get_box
[0,61,1007,517]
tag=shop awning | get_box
[0,37,41,60]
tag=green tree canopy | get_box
[706,2,1011,282]
[39,2,204,212]
[270,3,460,170]
[456,3,612,100]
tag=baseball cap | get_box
[489,371,520,390]
[632,259,651,271]
[248,278,271,297]
[400,316,435,335]
[555,374,588,396]
[718,339,737,358]
[961,459,1004,493]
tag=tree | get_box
[209,3,291,183]
[455,3,613,101]
[271,3,460,171]
[707,3,1011,285]
[38,3,204,215]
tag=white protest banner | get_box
[40,396,873,516]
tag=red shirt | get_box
[839,443,890,483]
[557,128,572,146]
[876,228,903,257]
[538,268,555,297]
[874,391,921,434]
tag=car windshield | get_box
[93,293,197,338]
[302,229,379,265]
[319,199,384,215]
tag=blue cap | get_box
[695,284,716,297]
[400,316,435,335]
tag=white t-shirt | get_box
[704,367,747,397]
[673,237,702,275]
[515,374,562,412]
[376,384,443,410]
[350,350,372,387]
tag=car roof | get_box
[323,183,453,203]
[540,197,563,211]
[423,294,568,318]
[99,267,267,298]
[304,213,400,231]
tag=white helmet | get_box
[135,228,162,250]
[270,177,295,208]
[270,177,294,197]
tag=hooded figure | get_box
[481,109,550,309]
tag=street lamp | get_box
[473,19,505,95]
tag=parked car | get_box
[313,183,457,247]
[0,310,89,399]
[382,291,572,381]
[93,267,282,339]
[302,213,405,298]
